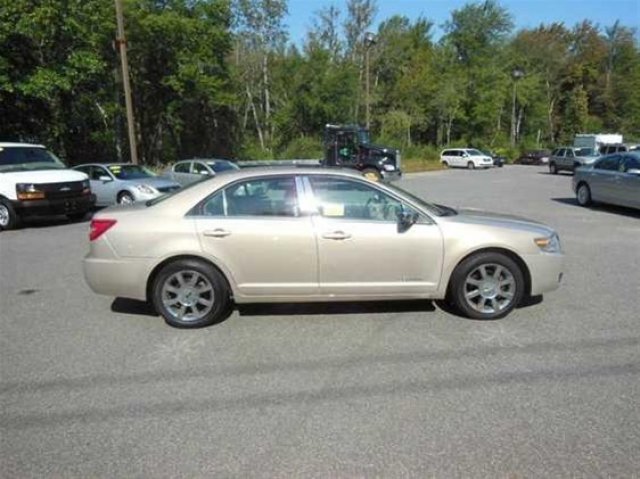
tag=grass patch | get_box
[402,157,444,173]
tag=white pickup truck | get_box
[0,143,95,230]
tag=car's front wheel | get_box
[549,163,558,174]
[449,252,525,320]
[576,183,592,206]
[467,161,475,170]
[0,199,19,231]
[117,191,135,205]
[152,258,232,328]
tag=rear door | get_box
[589,155,622,203]
[306,175,444,296]
[193,175,318,298]
[172,162,194,186]
[619,156,640,208]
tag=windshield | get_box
[576,147,597,157]
[107,164,155,180]
[384,182,455,217]
[0,146,66,172]
[467,149,484,156]
[207,161,240,173]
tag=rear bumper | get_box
[12,194,95,217]
[381,170,402,182]
[83,255,151,301]
[522,252,564,296]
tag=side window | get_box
[90,166,109,180]
[594,155,621,171]
[75,165,90,175]
[554,149,564,157]
[192,162,209,175]
[200,191,224,216]
[226,177,298,217]
[174,162,190,173]
[309,177,404,222]
[566,149,575,158]
[441,150,450,156]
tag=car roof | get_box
[0,142,45,148]
[73,162,139,167]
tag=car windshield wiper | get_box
[434,204,457,216]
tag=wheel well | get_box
[145,254,233,302]
[448,247,532,297]
[117,190,132,199]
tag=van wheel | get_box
[442,161,449,168]
[362,168,382,182]
[152,259,232,328]
[0,199,19,231]
[467,161,475,170]
[549,163,558,174]
[449,252,524,320]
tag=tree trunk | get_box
[247,86,265,151]
[262,54,271,146]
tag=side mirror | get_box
[397,208,418,232]
[626,168,640,175]
[99,175,112,182]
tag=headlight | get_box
[383,164,396,171]
[534,233,561,253]
[134,184,156,194]
[16,183,45,200]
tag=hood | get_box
[445,208,554,235]
[364,143,398,154]
[0,169,88,183]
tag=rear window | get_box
[207,161,239,173]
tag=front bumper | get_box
[522,252,564,296]
[12,194,96,217]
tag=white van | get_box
[0,143,95,230]
[440,148,493,169]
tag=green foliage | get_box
[1,0,639,168]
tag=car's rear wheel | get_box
[117,191,135,205]
[362,168,382,182]
[0,200,19,231]
[152,259,231,328]
[549,163,558,174]
[449,252,524,320]
[467,161,475,170]
[576,183,592,206]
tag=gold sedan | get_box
[84,168,564,328]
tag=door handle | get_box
[322,230,352,240]
[203,228,231,238]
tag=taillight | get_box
[89,219,117,241]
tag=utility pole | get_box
[510,67,524,147]
[364,32,377,130]
[115,0,138,164]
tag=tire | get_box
[152,258,232,328]
[67,212,87,222]
[0,199,19,231]
[576,182,592,207]
[442,161,449,168]
[362,168,382,182]
[549,163,558,175]
[449,252,525,320]
[467,161,475,170]
[117,191,135,205]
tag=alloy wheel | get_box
[160,270,215,322]
[0,204,9,227]
[463,263,516,314]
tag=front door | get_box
[306,176,444,297]
[193,175,318,298]
[89,165,117,206]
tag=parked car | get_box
[84,168,564,328]
[573,152,640,210]
[598,144,640,155]
[440,149,493,169]
[514,150,551,165]
[479,150,506,167]
[73,163,181,206]
[548,147,599,174]
[164,158,240,186]
[0,142,95,230]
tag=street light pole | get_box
[364,32,377,130]
[115,0,138,164]
[510,67,524,147]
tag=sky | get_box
[285,0,640,44]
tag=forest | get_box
[1,0,639,167]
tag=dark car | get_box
[481,150,507,167]
[514,150,551,165]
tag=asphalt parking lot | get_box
[1,165,639,477]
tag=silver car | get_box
[164,158,240,186]
[73,163,181,206]
[573,153,640,210]
[84,168,564,328]
[549,147,599,174]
